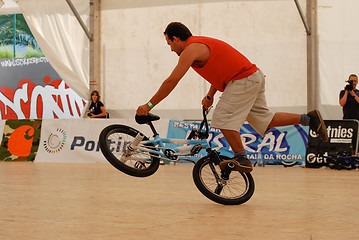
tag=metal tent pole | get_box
[65,0,101,117]
[65,0,93,41]
[294,0,318,111]
[306,0,318,111]
[89,0,101,94]
[294,0,311,36]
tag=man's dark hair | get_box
[349,74,358,79]
[164,22,192,41]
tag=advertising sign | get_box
[0,119,42,161]
[37,119,123,163]
[305,120,359,168]
[167,120,309,164]
[0,57,86,119]
[35,119,168,163]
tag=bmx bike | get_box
[99,107,255,205]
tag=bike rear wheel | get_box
[193,155,255,205]
[99,124,160,177]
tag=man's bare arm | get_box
[136,45,198,115]
[149,53,194,106]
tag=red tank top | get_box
[185,36,258,92]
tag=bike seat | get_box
[135,113,160,124]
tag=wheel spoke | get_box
[106,131,153,169]
[99,124,160,177]
[193,156,254,204]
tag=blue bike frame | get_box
[132,107,212,162]
[134,135,210,161]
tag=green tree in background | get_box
[0,14,44,58]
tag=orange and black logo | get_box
[0,120,42,161]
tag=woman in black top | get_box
[87,90,107,118]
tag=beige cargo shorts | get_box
[211,69,275,136]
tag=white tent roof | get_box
[1,0,358,120]
[0,0,20,14]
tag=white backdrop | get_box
[318,0,359,119]
[101,0,307,120]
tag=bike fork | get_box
[126,133,144,155]
[221,164,235,180]
[206,148,234,180]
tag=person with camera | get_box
[339,74,359,120]
[87,90,107,118]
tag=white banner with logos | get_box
[0,117,309,164]
[35,118,169,163]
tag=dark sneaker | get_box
[307,110,329,142]
[219,156,253,173]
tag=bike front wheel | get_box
[192,155,255,205]
[99,124,160,177]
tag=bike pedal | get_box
[221,165,232,180]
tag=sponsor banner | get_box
[0,57,87,119]
[0,57,58,88]
[241,124,308,163]
[0,118,309,164]
[0,119,42,161]
[36,118,169,163]
[306,120,359,168]
[167,120,309,163]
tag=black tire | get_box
[192,155,255,205]
[99,124,160,177]
[281,161,298,167]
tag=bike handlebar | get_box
[187,106,211,140]
[136,105,211,140]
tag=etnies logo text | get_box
[310,125,353,139]
[327,126,353,139]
